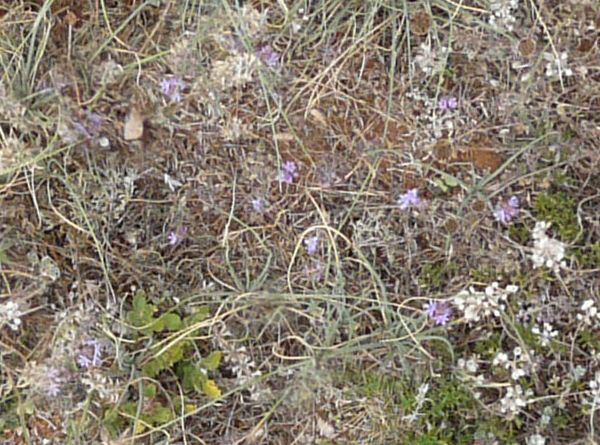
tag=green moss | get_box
[508,224,530,244]
[572,241,600,268]
[533,191,578,242]
[469,267,496,282]
[473,332,502,356]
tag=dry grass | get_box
[0,0,599,444]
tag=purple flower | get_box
[304,235,319,255]
[72,111,104,138]
[251,197,266,212]
[439,96,458,110]
[278,160,299,184]
[45,367,64,396]
[86,112,103,135]
[257,44,280,67]
[425,300,452,326]
[168,227,188,246]
[494,195,520,224]
[160,76,185,102]
[397,189,421,210]
[77,339,103,369]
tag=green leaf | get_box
[132,290,147,312]
[442,174,459,187]
[120,401,137,416]
[142,342,187,377]
[183,306,209,327]
[162,313,182,331]
[201,351,222,371]
[103,407,125,437]
[433,178,448,192]
[147,405,173,424]
[179,363,206,392]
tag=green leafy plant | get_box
[104,290,222,437]
[126,289,183,335]
[533,191,578,242]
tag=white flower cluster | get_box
[577,299,600,326]
[413,42,448,76]
[457,356,479,374]
[453,282,518,323]
[531,222,566,271]
[544,51,573,78]
[499,384,532,418]
[531,322,558,347]
[526,434,546,445]
[586,371,600,408]
[0,300,22,331]
[457,355,485,387]
[489,0,519,31]
[492,347,533,381]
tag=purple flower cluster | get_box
[257,44,280,68]
[425,300,452,326]
[251,197,266,212]
[168,226,189,246]
[494,196,520,224]
[77,339,103,369]
[278,161,299,184]
[72,110,103,138]
[160,76,185,103]
[397,189,421,210]
[438,96,458,110]
[45,367,64,396]
[304,235,319,255]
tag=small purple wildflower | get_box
[494,195,520,224]
[168,227,189,246]
[45,367,64,396]
[251,197,266,212]
[77,339,103,369]
[397,189,421,210]
[72,111,104,138]
[257,44,280,68]
[86,112,103,135]
[278,160,299,184]
[304,235,319,255]
[425,300,452,326]
[438,96,458,110]
[160,76,185,103]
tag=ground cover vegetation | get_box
[0,0,599,443]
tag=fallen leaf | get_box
[123,106,144,140]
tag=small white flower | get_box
[0,300,22,331]
[577,299,600,325]
[499,384,532,418]
[526,434,546,445]
[585,371,600,408]
[493,352,509,367]
[492,347,533,381]
[489,0,519,31]
[453,282,518,323]
[531,221,566,271]
[544,51,574,78]
[413,43,448,76]
[531,322,558,347]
